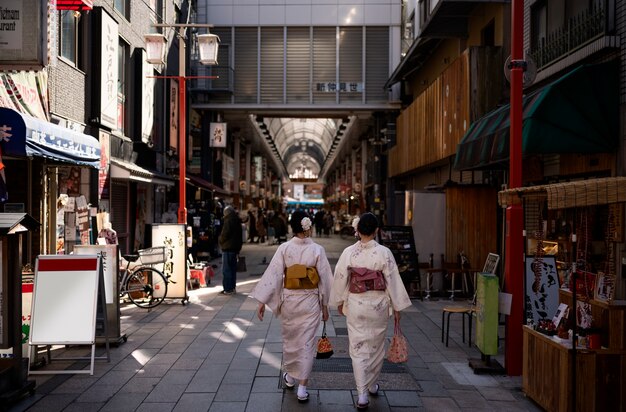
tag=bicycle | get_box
[119,246,170,309]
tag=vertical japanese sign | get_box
[209,122,227,148]
[141,50,155,144]
[98,132,110,200]
[169,80,178,151]
[151,224,186,299]
[99,10,119,130]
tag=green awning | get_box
[454,61,618,170]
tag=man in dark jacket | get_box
[218,205,243,295]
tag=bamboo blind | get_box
[498,177,626,209]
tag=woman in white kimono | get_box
[251,210,333,403]
[330,212,412,409]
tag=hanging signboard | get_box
[99,10,119,130]
[209,122,227,148]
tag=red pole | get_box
[178,75,187,224]
[177,25,187,225]
[505,0,524,376]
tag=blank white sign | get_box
[30,256,100,345]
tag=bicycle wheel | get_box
[125,266,168,308]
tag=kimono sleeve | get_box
[315,245,333,306]
[250,245,286,314]
[329,247,351,308]
[382,246,412,312]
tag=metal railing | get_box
[527,1,609,69]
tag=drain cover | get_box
[312,357,406,373]
[334,327,348,336]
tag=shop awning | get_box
[454,61,619,171]
[110,158,175,186]
[0,108,101,168]
[186,174,229,196]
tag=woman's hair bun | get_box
[356,212,378,236]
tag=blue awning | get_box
[0,108,101,168]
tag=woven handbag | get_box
[386,317,408,363]
[316,321,334,359]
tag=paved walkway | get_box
[9,236,541,411]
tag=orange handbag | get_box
[316,321,334,359]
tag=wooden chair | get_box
[441,305,475,347]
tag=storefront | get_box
[0,107,101,261]
[499,177,626,411]
[107,157,175,255]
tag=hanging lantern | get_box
[196,33,220,66]
[56,0,93,10]
[144,33,167,65]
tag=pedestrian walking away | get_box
[250,210,333,403]
[330,212,412,410]
[218,205,243,295]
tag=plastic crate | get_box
[138,246,167,264]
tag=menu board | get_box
[378,225,419,297]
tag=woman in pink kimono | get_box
[330,212,412,409]
[251,210,333,403]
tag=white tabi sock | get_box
[297,385,307,398]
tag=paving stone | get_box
[214,383,253,402]
[19,394,78,412]
[118,377,161,394]
[223,369,256,384]
[171,358,204,370]
[318,389,353,405]
[251,377,283,393]
[386,391,422,407]
[476,386,517,402]
[420,396,460,410]
[244,392,283,412]
[100,392,147,412]
[97,370,137,387]
[50,376,98,394]
[161,369,196,385]
[208,401,247,412]
[62,402,106,412]
[144,383,187,402]
[173,393,214,412]
[447,389,490,408]
[135,402,176,412]
[75,384,120,403]
[136,363,172,378]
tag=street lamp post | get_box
[144,24,219,224]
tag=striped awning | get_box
[454,61,619,171]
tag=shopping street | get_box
[10,236,540,412]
